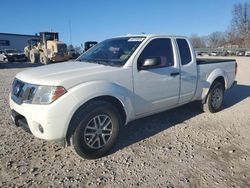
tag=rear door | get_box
[176,38,197,103]
[133,37,180,115]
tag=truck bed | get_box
[195,58,236,99]
[197,58,236,65]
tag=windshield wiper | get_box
[77,58,121,67]
[95,60,112,66]
[87,59,117,66]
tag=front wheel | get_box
[201,82,224,113]
[40,52,50,65]
[30,50,39,63]
[72,101,121,159]
[3,57,8,62]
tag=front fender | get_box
[68,80,135,123]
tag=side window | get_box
[176,39,192,65]
[138,38,174,69]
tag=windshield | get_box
[6,49,18,53]
[76,37,145,67]
[44,33,58,41]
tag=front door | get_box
[133,38,180,115]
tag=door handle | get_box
[170,72,180,77]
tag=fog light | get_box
[38,124,44,133]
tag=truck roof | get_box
[113,34,187,39]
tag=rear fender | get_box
[201,69,227,101]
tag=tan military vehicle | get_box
[24,32,70,64]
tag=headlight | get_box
[23,86,67,105]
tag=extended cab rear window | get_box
[176,39,192,65]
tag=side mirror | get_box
[138,57,161,70]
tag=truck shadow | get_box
[0,62,42,69]
[111,84,250,155]
[111,102,202,155]
[223,84,250,109]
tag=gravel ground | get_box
[0,58,250,188]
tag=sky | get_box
[1,0,248,46]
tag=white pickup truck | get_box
[10,35,237,159]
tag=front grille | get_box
[17,55,26,58]
[11,79,37,105]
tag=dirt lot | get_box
[0,57,250,188]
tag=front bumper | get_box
[9,92,77,141]
[11,109,31,133]
[7,55,27,61]
[15,57,27,61]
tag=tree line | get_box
[190,2,250,48]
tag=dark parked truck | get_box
[10,35,237,159]
[0,49,26,62]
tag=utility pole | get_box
[69,20,72,45]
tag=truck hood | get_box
[16,61,122,89]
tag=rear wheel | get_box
[40,52,50,65]
[72,101,121,159]
[201,82,224,113]
[30,50,39,63]
[24,50,30,61]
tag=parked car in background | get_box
[84,41,98,52]
[209,51,218,56]
[68,49,80,59]
[217,51,229,56]
[225,50,235,56]
[245,51,250,56]
[197,51,208,56]
[0,49,27,62]
[236,51,245,56]
[0,50,6,61]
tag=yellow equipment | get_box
[24,32,70,64]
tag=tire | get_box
[30,50,39,63]
[3,58,8,62]
[72,101,121,159]
[201,82,224,113]
[40,52,50,65]
[24,48,30,61]
[25,53,30,62]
